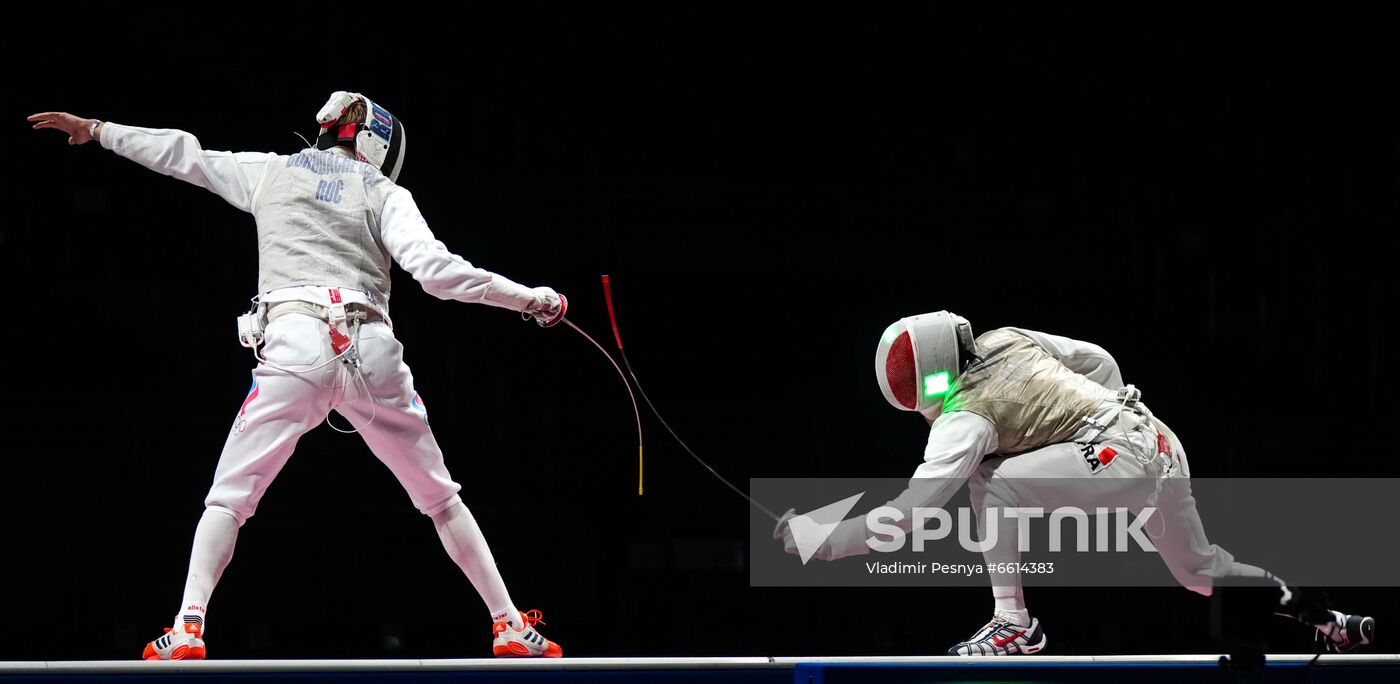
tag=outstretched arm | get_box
[28,112,271,213]
[780,411,1000,561]
[380,187,565,326]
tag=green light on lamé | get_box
[881,323,904,345]
[923,371,951,397]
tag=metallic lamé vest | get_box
[947,328,1116,454]
[252,149,395,307]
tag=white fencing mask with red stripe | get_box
[874,311,976,413]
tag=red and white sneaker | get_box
[142,623,206,661]
[948,613,1046,656]
[492,609,562,658]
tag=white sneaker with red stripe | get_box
[142,622,206,661]
[492,610,562,658]
[948,613,1046,656]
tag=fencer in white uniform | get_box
[776,311,1374,655]
[29,94,563,660]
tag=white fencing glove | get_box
[777,513,871,562]
[525,287,567,328]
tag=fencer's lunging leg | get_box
[177,506,240,628]
[970,463,1030,625]
[332,323,526,628]
[432,501,520,625]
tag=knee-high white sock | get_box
[432,502,520,629]
[976,490,1030,626]
[176,507,240,634]
[992,584,1030,625]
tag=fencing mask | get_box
[314,91,408,182]
[874,311,976,413]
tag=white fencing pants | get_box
[206,313,462,524]
[969,409,1238,603]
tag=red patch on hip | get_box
[1098,447,1117,466]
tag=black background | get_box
[5,4,1397,660]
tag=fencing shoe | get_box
[492,609,562,658]
[948,613,1046,656]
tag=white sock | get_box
[992,585,1030,626]
[176,507,239,635]
[491,607,524,631]
[431,502,520,629]
[176,606,207,637]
